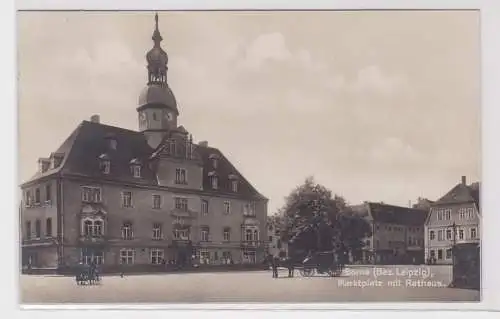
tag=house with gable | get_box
[424,176,480,265]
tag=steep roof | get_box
[433,182,481,209]
[21,121,266,200]
[351,202,428,226]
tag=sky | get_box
[17,10,481,214]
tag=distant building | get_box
[266,217,288,258]
[351,202,429,265]
[412,197,434,211]
[424,176,480,265]
[20,14,268,272]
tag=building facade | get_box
[20,14,268,272]
[266,217,288,258]
[424,176,480,265]
[351,202,429,265]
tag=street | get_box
[20,265,480,303]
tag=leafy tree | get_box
[275,177,371,259]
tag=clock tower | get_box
[137,13,179,149]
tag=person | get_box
[272,255,280,278]
[286,257,295,278]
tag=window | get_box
[81,186,101,203]
[231,180,238,192]
[253,229,259,241]
[25,190,32,207]
[200,249,210,264]
[438,230,444,241]
[122,191,132,207]
[152,195,161,209]
[268,235,273,242]
[210,176,218,189]
[430,250,436,258]
[83,219,103,237]
[445,210,451,220]
[459,229,464,240]
[459,208,465,220]
[35,219,41,238]
[446,249,452,259]
[366,240,371,247]
[122,222,133,240]
[175,168,187,184]
[120,249,134,264]
[132,165,141,178]
[174,197,188,211]
[223,227,231,241]
[429,231,435,240]
[109,139,117,150]
[25,221,31,240]
[45,184,51,202]
[35,188,40,204]
[471,228,477,239]
[446,229,452,240]
[223,201,231,214]
[243,203,256,217]
[46,218,52,237]
[151,248,164,264]
[222,251,232,264]
[467,208,474,219]
[173,228,189,240]
[152,223,162,240]
[245,229,253,241]
[201,226,210,241]
[212,158,218,169]
[169,139,177,156]
[100,160,110,174]
[152,112,157,121]
[201,200,208,216]
[82,250,104,265]
[437,249,443,260]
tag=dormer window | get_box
[109,139,117,150]
[229,174,239,192]
[208,172,218,189]
[38,158,50,173]
[99,154,110,174]
[209,154,219,169]
[51,153,64,169]
[129,158,141,178]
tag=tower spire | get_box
[146,12,168,85]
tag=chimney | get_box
[90,114,100,123]
[461,176,466,185]
[198,141,208,147]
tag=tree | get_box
[276,177,371,259]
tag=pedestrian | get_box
[287,257,295,278]
[272,256,279,278]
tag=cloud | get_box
[349,65,408,96]
[369,137,424,166]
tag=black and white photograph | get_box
[17,9,483,305]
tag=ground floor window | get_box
[120,249,135,265]
[437,249,443,260]
[200,249,210,264]
[430,250,436,258]
[81,249,104,265]
[446,248,452,259]
[151,248,164,265]
[242,249,256,264]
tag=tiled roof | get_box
[351,202,429,226]
[21,121,266,200]
[433,182,481,209]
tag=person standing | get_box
[272,256,279,278]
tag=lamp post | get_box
[449,222,457,266]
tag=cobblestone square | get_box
[20,265,480,304]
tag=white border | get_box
[5,0,500,315]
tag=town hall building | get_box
[20,14,268,272]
